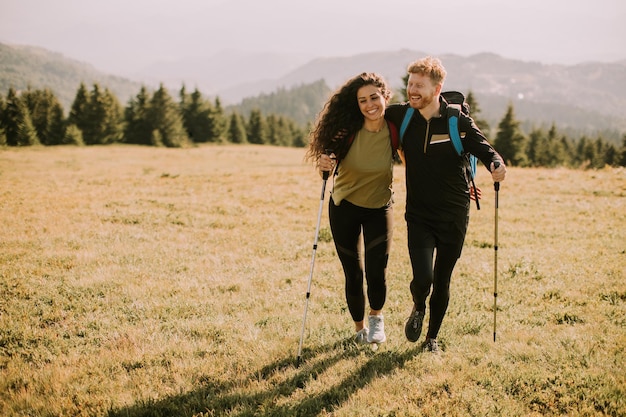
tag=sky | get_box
[1,0,625,76]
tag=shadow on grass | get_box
[107,339,423,417]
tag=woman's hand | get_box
[318,153,336,177]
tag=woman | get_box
[306,72,398,344]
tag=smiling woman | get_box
[304,72,399,346]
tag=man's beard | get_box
[413,91,435,109]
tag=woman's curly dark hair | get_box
[305,72,391,162]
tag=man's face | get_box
[406,73,438,110]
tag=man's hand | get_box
[469,185,482,201]
[490,161,506,182]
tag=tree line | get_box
[1,81,625,169]
[0,83,308,149]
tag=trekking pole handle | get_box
[493,161,501,191]
[322,149,333,180]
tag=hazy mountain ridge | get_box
[1,43,625,136]
[0,43,142,108]
[173,49,626,134]
[133,49,308,95]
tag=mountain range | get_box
[1,42,625,138]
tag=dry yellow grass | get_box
[0,144,624,416]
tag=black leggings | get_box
[407,216,468,339]
[329,198,392,323]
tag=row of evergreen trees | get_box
[0,83,307,149]
[492,105,625,168]
[1,82,625,168]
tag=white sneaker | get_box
[367,314,386,344]
[355,328,369,344]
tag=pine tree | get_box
[560,136,575,167]
[269,116,303,147]
[603,142,618,167]
[266,114,279,146]
[493,104,528,166]
[246,109,267,145]
[545,124,568,167]
[0,94,7,145]
[81,84,123,145]
[227,112,247,144]
[68,83,89,140]
[619,135,626,167]
[593,138,606,168]
[274,116,293,147]
[16,114,39,146]
[124,86,152,145]
[209,97,227,142]
[150,129,163,147]
[22,88,66,145]
[294,122,313,148]
[526,128,546,167]
[576,136,596,168]
[178,85,187,110]
[62,123,84,145]
[100,87,124,144]
[83,83,105,144]
[179,87,213,143]
[465,91,490,137]
[3,88,39,146]
[148,84,188,147]
[292,127,307,148]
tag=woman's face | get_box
[357,84,386,122]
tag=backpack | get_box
[399,91,481,209]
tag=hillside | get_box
[0,42,142,110]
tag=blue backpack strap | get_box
[447,104,464,156]
[447,103,477,179]
[447,102,480,209]
[399,107,414,144]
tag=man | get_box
[385,56,507,353]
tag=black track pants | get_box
[329,199,392,323]
[407,216,467,339]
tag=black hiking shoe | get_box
[405,307,425,342]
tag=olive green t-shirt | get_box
[331,125,393,209]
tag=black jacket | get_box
[385,97,501,223]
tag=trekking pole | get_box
[297,152,332,366]
[493,162,501,342]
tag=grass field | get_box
[0,144,624,417]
